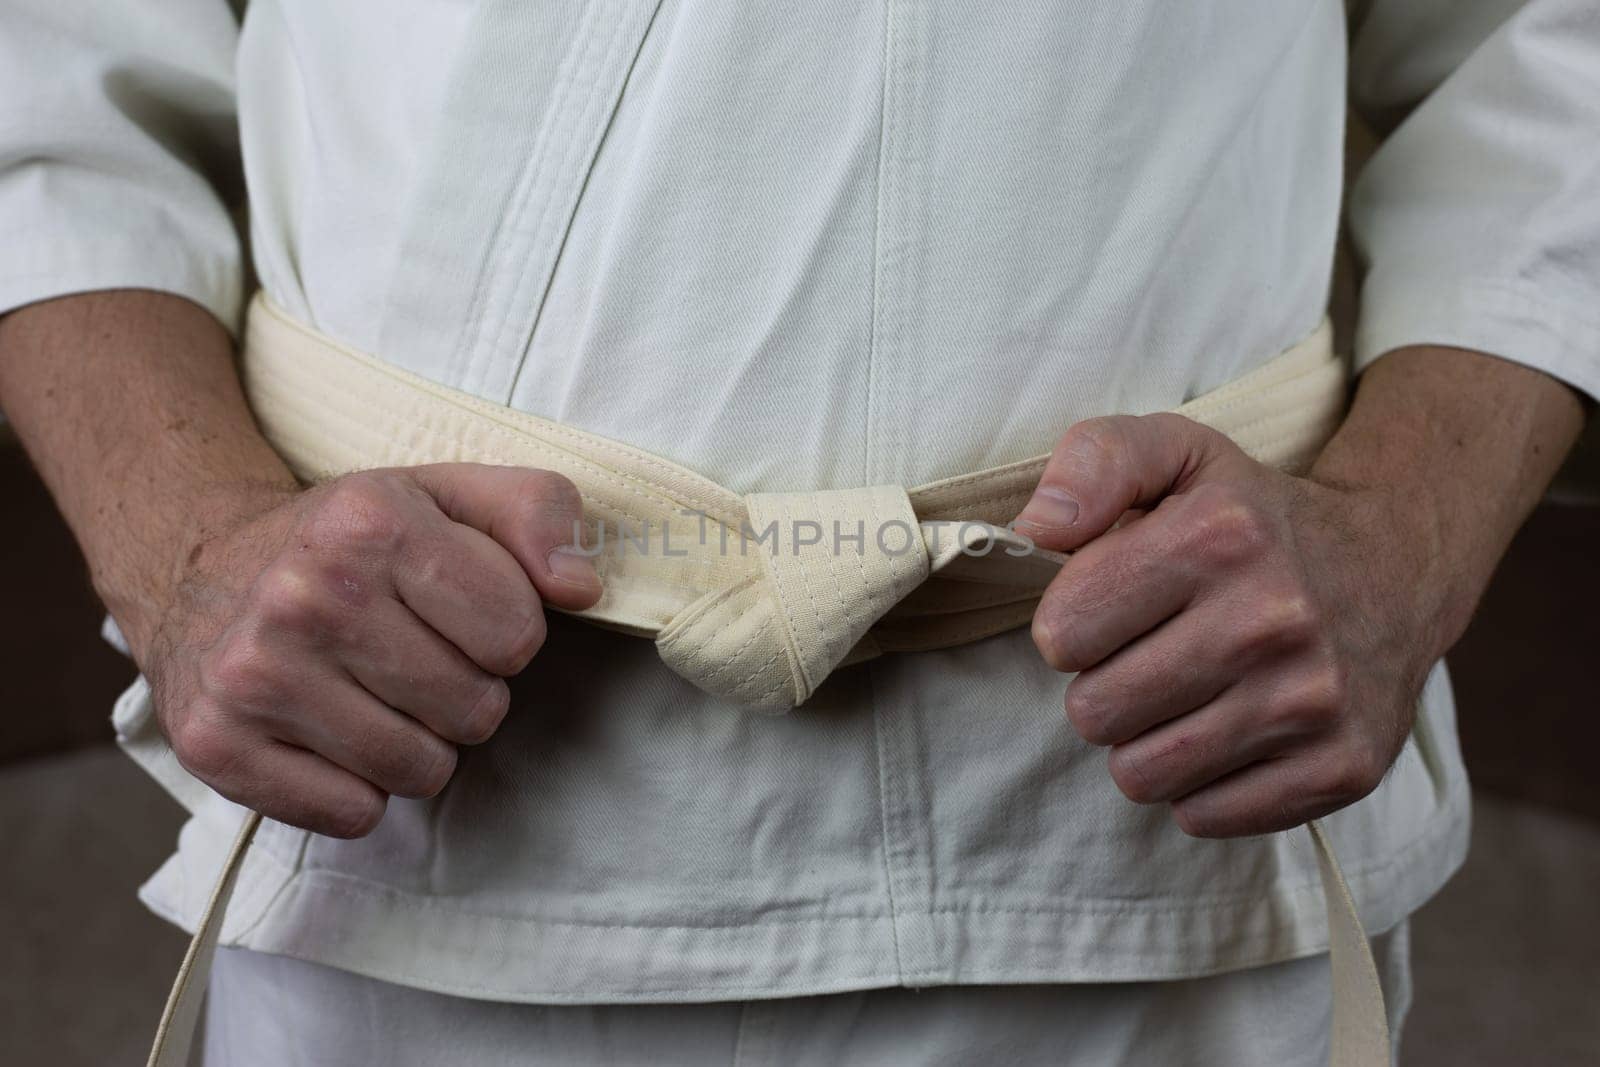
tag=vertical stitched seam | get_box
[225,824,309,943]
[507,0,668,400]
[881,0,923,491]
[867,663,905,983]
[488,2,637,401]
[883,0,935,979]
[866,0,905,985]
[449,0,606,390]
[748,497,815,702]
[781,494,828,698]
[813,490,854,670]
[854,490,885,639]
[862,0,897,485]
[695,594,770,688]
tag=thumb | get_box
[1013,413,1231,552]
[407,463,604,610]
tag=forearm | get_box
[0,290,298,660]
[1309,343,1586,661]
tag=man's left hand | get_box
[1016,412,1438,838]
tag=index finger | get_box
[407,463,603,610]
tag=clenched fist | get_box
[1017,413,1436,840]
[142,464,602,837]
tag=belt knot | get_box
[655,485,1051,710]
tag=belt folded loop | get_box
[140,294,1387,1067]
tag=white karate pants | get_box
[201,922,1409,1066]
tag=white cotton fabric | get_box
[201,926,1411,1067]
[3,0,1598,1007]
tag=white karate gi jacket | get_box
[2,0,1597,1003]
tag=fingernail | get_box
[547,544,601,589]
[1017,487,1080,531]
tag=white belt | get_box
[145,294,1387,1066]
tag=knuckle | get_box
[313,476,408,554]
[1064,679,1119,746]
[1272,667,1347,734]
[525,469,583,514]
[1171,800,1224,839]
[404,742,458,799]
[1148,411,1201,439]
[1347,741,1387,796]
[1188,486,1271,566]
[1059,419,1128,483]
[1030,613,1061,670]
[253,564,337,632]
[486,608,546,676]
[407,550,451,597]
[457,678,511,744]
[1107,745,1164,805]
[1064,417,1126,459]
[1031,597,1090,673]
[504,473,582,539]
[203,631,281,704]
[1321,740,1385,801]
[321,791,387,839]
[1254,592,1321,649]
[504,491,544,530]
[1319,664,1351,716]
[361,718,457,799]
[173,703,246,782]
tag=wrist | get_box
[1304,344,1584,666]
[1322,474,1479,665]
[0,290,307,664]
[95,476,300,665]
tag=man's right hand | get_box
[144,464,603,837]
